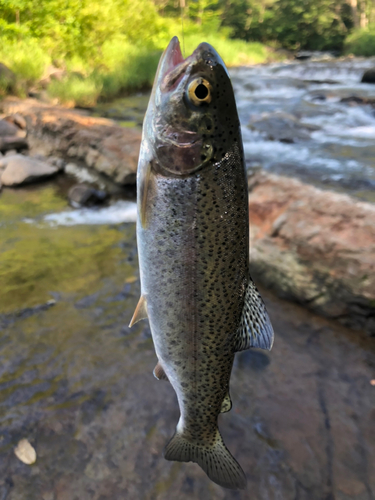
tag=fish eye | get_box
[187,78,212,105]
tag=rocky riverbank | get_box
[1,97,141,186]
[248,171,375,334]
[0,97,374,334]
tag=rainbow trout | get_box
[130,37,274,490]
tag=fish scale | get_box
[130,36,274,490]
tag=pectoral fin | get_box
[153,361,169,381]
[129,295,148,327]
[220,391,232,413]
[235,278,274,352]
[139,161,154,229]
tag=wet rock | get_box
[248,171,375,334]
[295,51,336,62]
[340,95,375,107]
[68,183,108,207]
[303,79,339,85]
[4,149,17,156]
[4,112,27,130]
[0,135,28,153]
[0,119,18,137]
[361,68,375,84]
[0,155,59,186]
[1,97,141,185]
[32,154,66,170]
[248,112,319,143]
[295,51,313,60]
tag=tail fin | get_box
[163,428,247,490]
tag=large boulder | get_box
[248,171,375,334]
[361,68,375,84]
[0,155,60,186]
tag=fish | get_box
[129,36,274,490]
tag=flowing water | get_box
[96,55,375,202]
[0,57,375,499]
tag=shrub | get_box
[48,75,102,107]
[344,27,375,57]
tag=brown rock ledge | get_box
[249,171,375,334]
[1,97,141,185]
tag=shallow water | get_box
[0,177,374,499]
[95,56,375,202]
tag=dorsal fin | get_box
[235,278,274,352]
[129,295,148,327]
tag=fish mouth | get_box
[157,37,223,93]
[159,37,189,92]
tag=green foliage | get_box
[48,75,102,107]
[0,38,50,84]
[267,0,347,50]
[99,42,161,99]
[1,0,373,105]
[184,33,268,65]
[344,26,375,56]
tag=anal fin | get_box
[153,361,169,381]
[235,277,274,352]
[129,295,148,327]
[220,392,232,413]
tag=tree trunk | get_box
[348,0,359,28]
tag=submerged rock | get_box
[248,171,375,334]
[248,112,319,143]
[340,95,375,107]
[68,183,108,207]
[0,155,60,186]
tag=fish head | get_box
[144,36,241,176]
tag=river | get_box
[0,56,374,499]
[96,55,375,203]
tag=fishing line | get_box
[180,0,186,57]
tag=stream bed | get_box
[0,56,375,499]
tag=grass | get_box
[0,24,278,106]
[183,34,270,66]
[48,75,103,108]
[0,38,50,89]
[344,26,375,56]
[43,35,274,106]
